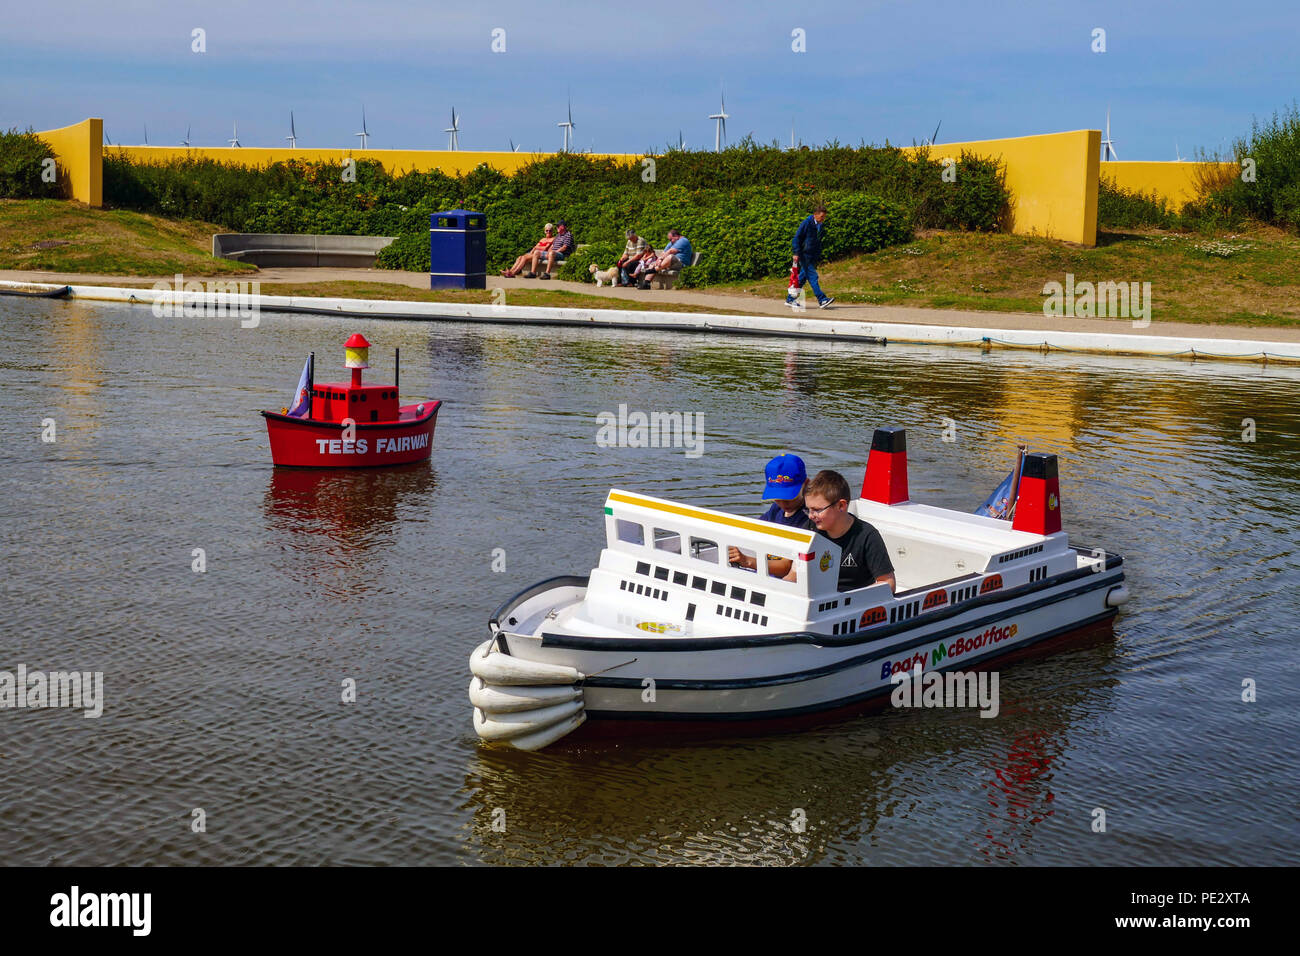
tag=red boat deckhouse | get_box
[262,333,441,468]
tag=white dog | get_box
[590,263,620,287]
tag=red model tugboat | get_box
[261,333,441,468]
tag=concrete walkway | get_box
[5,265,1299,345]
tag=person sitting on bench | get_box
[636,228,692,288]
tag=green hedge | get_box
[103,144,1011,284]
[0,129,62,199]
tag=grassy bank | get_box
[718,227,1300,327]
[81,279,774,317]
[0,199,255,275]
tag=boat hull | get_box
[485,562,1125,742]
[261,401,441,468]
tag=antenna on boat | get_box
[394,346,400,392]
[1006,445,1027,519]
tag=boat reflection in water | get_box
[263,464,437,602]
[460,633,1120,865]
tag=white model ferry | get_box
[469,428,1129,751]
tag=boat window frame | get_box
[614,519,645,546]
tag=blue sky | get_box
[3,0,1297,159]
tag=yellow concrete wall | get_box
[104,144,638,177]
[903,130,1100,246]
[33,118,102,206]
[1099,161,1237,208]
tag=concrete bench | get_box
[651,251,702,289]
[213,234,396,268]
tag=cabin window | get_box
[653,528,682,554]
[691,576,707,591]
[615,520,644,546]
[750,592,766,607]
[711,581,726,596]
[690,537,719,564]
[673,571,688,586]
[729,546,758,574]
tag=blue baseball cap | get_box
[762,454,807,500]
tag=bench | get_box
[651,251,702,289]
[213,234,396,268]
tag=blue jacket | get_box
[792,214,824,262]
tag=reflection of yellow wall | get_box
[902,130,1100,247]
[1100,161,1237,208]
[33,118,102,206]
[990,372,1079,456]
[104,145,638,177]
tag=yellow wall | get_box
[1099,160,1237,208]
[33,118,102,206]
[104,144,638,177]
[903,130,1100,246]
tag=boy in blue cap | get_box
[729,453,813,573]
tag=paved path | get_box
[4,266,1299,344]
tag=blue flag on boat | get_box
[286,355,312,418]
[977,452,1024,520]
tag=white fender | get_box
[1106,584,1130,607]
[473,699,585,741]
[470,644,584,686]
[469,677,582,714]
[509,712,587,752]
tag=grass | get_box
[96,279,775,317]
[716,227,1300,327]
[0,199,256,275]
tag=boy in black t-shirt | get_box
[799,470,897,593]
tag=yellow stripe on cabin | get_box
[607,492,815,545]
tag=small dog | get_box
[590,263,620,287]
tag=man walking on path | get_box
[786,204,834,309]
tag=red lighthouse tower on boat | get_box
[261,334,441,468]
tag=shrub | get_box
[557,241,623,282]
[1202,103,1300,230]
[1097,177,1178,229]
[0,129,62,199]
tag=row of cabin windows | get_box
[716,605,769,627]
[619,580,668,601]
[617,520,794,584]
[1029,565,1048,582]
[889,600,922,624]
[998,544,1044,564]
[312,389,397,402]
[832,618,858,636]
[635,561,767,607]
[952,584,978,603]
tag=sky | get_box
[2,0,1297,160]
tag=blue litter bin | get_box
[430,209,487,290]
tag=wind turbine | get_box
[1175,141,1184,162]
[509,138,521,152]
[444,107,460,150]
[678,129,685,150]
[355,107,370,150]
[104,129,112,146]
[285,112,297,149]
[228,122,241,148]
[557,99,574,152]
[709,88,729,152]
[1101,109,1118,161]
[142,123,149,145]
[180,125,191,147]
[930,121,942,145]
[790,118,796,150]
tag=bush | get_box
[0,129,61,199]
[1098,177,1178,229]
[1202,103,1300,230]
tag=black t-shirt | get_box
[760,502,814,530]
[827,516,894,591]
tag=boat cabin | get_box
[309,382,400,424]
[573,484,1083,640]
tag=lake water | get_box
[2,297,1297,866]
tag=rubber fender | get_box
[473,699,585,741]
[470,644,583,686]
[469,677,582,714]
[510,712,587,752]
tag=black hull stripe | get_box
[541,566,1123,655]
[583,608,1117,721]
[260,401,442,430]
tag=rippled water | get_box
[2,297,1297,866]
